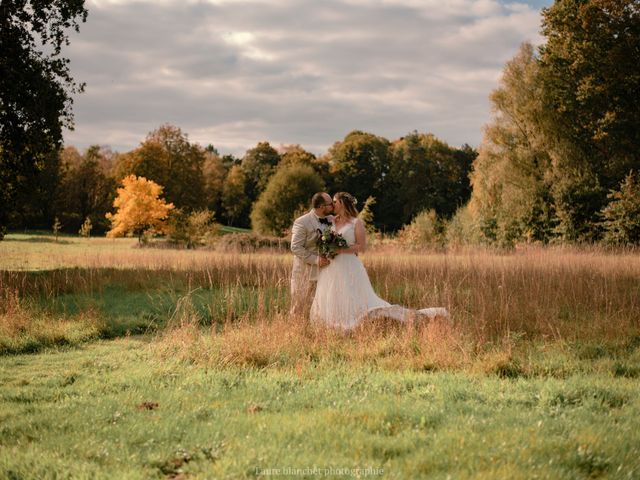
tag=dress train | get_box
[310,220,449,330]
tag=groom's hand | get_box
[318,256,330,268]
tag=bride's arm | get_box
[337,219,367,255]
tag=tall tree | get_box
[0,0,88,239]
[468,44,556,245]
[280,144,333,190]
[329,131,390,229]
[57,145,116,234]
[538,0,640,240]
[383,132,475,232]
[8,147,62,230]
[203,149,228,221]
[114,125,207,211]
[385,133,430,229]
[279,144,315,168]
[240,141,280,204]
[465,1,640,245]
[221,164,250,227]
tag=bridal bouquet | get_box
[316,228,348,259]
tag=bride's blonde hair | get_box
[335,192,358,218]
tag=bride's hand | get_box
[318,256,330,267]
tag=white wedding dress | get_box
[310,219,448,330]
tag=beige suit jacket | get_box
[290,210,332,283]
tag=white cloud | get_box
[221,31,276,61]
[63,0,550,156]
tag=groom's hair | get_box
[311,192,327,208]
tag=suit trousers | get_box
[290,272,317,317]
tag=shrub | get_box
[600,171,640,245]
[358,196,377,234]
[79,217,93,238]
[445,204,483,247]
[168,209,220,249]
[397,209,445,249]
[214,232,290,253]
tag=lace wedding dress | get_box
[310,219,449,330]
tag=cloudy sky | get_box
[62,0,552,157]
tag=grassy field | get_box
[1,233,639,478]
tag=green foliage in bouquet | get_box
[316,228,348,259]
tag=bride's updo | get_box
[335,192,358,218]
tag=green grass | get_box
[0,267,289,354]
[0,230,253,271]
[2,233,640,478]
[0,234,141,270]
[1,337,639,479]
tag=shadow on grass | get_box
[1,270,288,356]
[4,236,73,244]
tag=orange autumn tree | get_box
[106,175,174,241]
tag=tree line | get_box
[3,124,476,238]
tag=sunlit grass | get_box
[1,233,639,360]
[1,234,640,478]
[1,337,639,479]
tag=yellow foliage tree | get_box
[106,175,174,241]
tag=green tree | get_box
[168,209,219,249]
[468,43,556,246]
[445,204,483,247]
[357,196,377,234]
[221,153,241,169]
[463,2,640,246]
[221,165,251,227]
[384,132,475,232]
[385,133,430,229]
[203,150,228,222]
[279,144,316,168]
[538,0,640,239]
[251,164,324,236]
[280,144,333,191]
[600,171,640,245]
[57,145,116,234]
[8,147,62,231]
[241,141,280,203]
[114,125,207,211]
[329,131,390,229]
[398,209,445,250]
[0,0,88,238]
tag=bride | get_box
[310,192,449,330]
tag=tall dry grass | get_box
[2,242,639,370]
[146,246,639,374]
[0,286,105,353]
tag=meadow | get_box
[1,233,639,479]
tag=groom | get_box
[290,192,334,315]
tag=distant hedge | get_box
[213,232,290,253]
